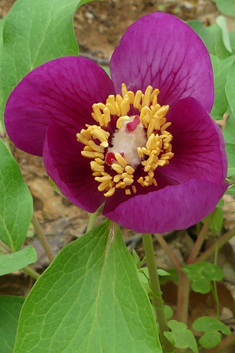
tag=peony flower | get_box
[5,12,227,234]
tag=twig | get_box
[154,233,182,272]
[206,330,235,353]
[176,271,190,325]
[31,213,54,263]
[125,233,142,252]
[195,225,235,263]
[186,218,209,264]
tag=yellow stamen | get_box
[121,98,130,116]
[81,151,104,159]
[123,178,134,186]
[89,140,104,153]
[104,188,116,197]
[132,185,137,194]
[95,175,112,182]
[77,83,174,197]
[133,90,142,109]
[116,116,129,129]
[90,161,104,173]
[115,153,127,168]
[112,163,124,174]
[125,165,135,174]
[142,86,153,107]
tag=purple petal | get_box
[104,179,228,233]
[43,121,105,212]
[5,56,114,156]
[110,12,214,112]
[162,97,227,184]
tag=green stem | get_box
[22,266,40,280]
[0,244,40,280]
[206,330,235,353]
[142,233,175,353]
[213,239,220,319]
[0,244,9,254]
[154,233,182,271]
[0,244,8,254]
[176,271,190,325]
[195,225,235,263]
[32,213,54,263]
[86,209,98,232]
[186,218,209,264]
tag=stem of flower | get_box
[22,266,40,280]
[176,271,190,325]
[86,209,98,232]
[186,218,209,264]
[195,225,235,263]
[0,244,40,280]
[213,239,220,319]
[142,233,175,353]
[32,213,54,263]
[154,233,182,272]
[206,330,235,353]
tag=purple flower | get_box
[5,13,227,233]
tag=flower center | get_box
[76,84,174,197]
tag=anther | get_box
[115,153,127,168]
[133,90,142,109]
[104,188,116,197]
[116,116,129,129]
[125,165,135,174]
[112,163,124,174]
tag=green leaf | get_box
[159,268,178,284]
[100,65,110,77]
[216,16,232,53]
[226,61,235,117]
[164,305,173,320]
[164,320,198,353]
[210,54,235,120]
[193,316,231,348]
[0,246,37,276]
[0,0,93,126]
[0,140,33,251]
[213,0,235,17]
[225,143,235,176]
[138,267,169,297]
[226,182,235,195]
[223,115,235,176]
[14,221,161,353]
[0,296,24,353]
[187,20,231,59]
[229,31,235,51]
[0,17,6,134]
[182,262,223,294]
[208,207,224,235]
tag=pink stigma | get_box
[105,152,125,165]
[125,116,140,132]
[105,152,116,165]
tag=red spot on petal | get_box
[126,116,140,132]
